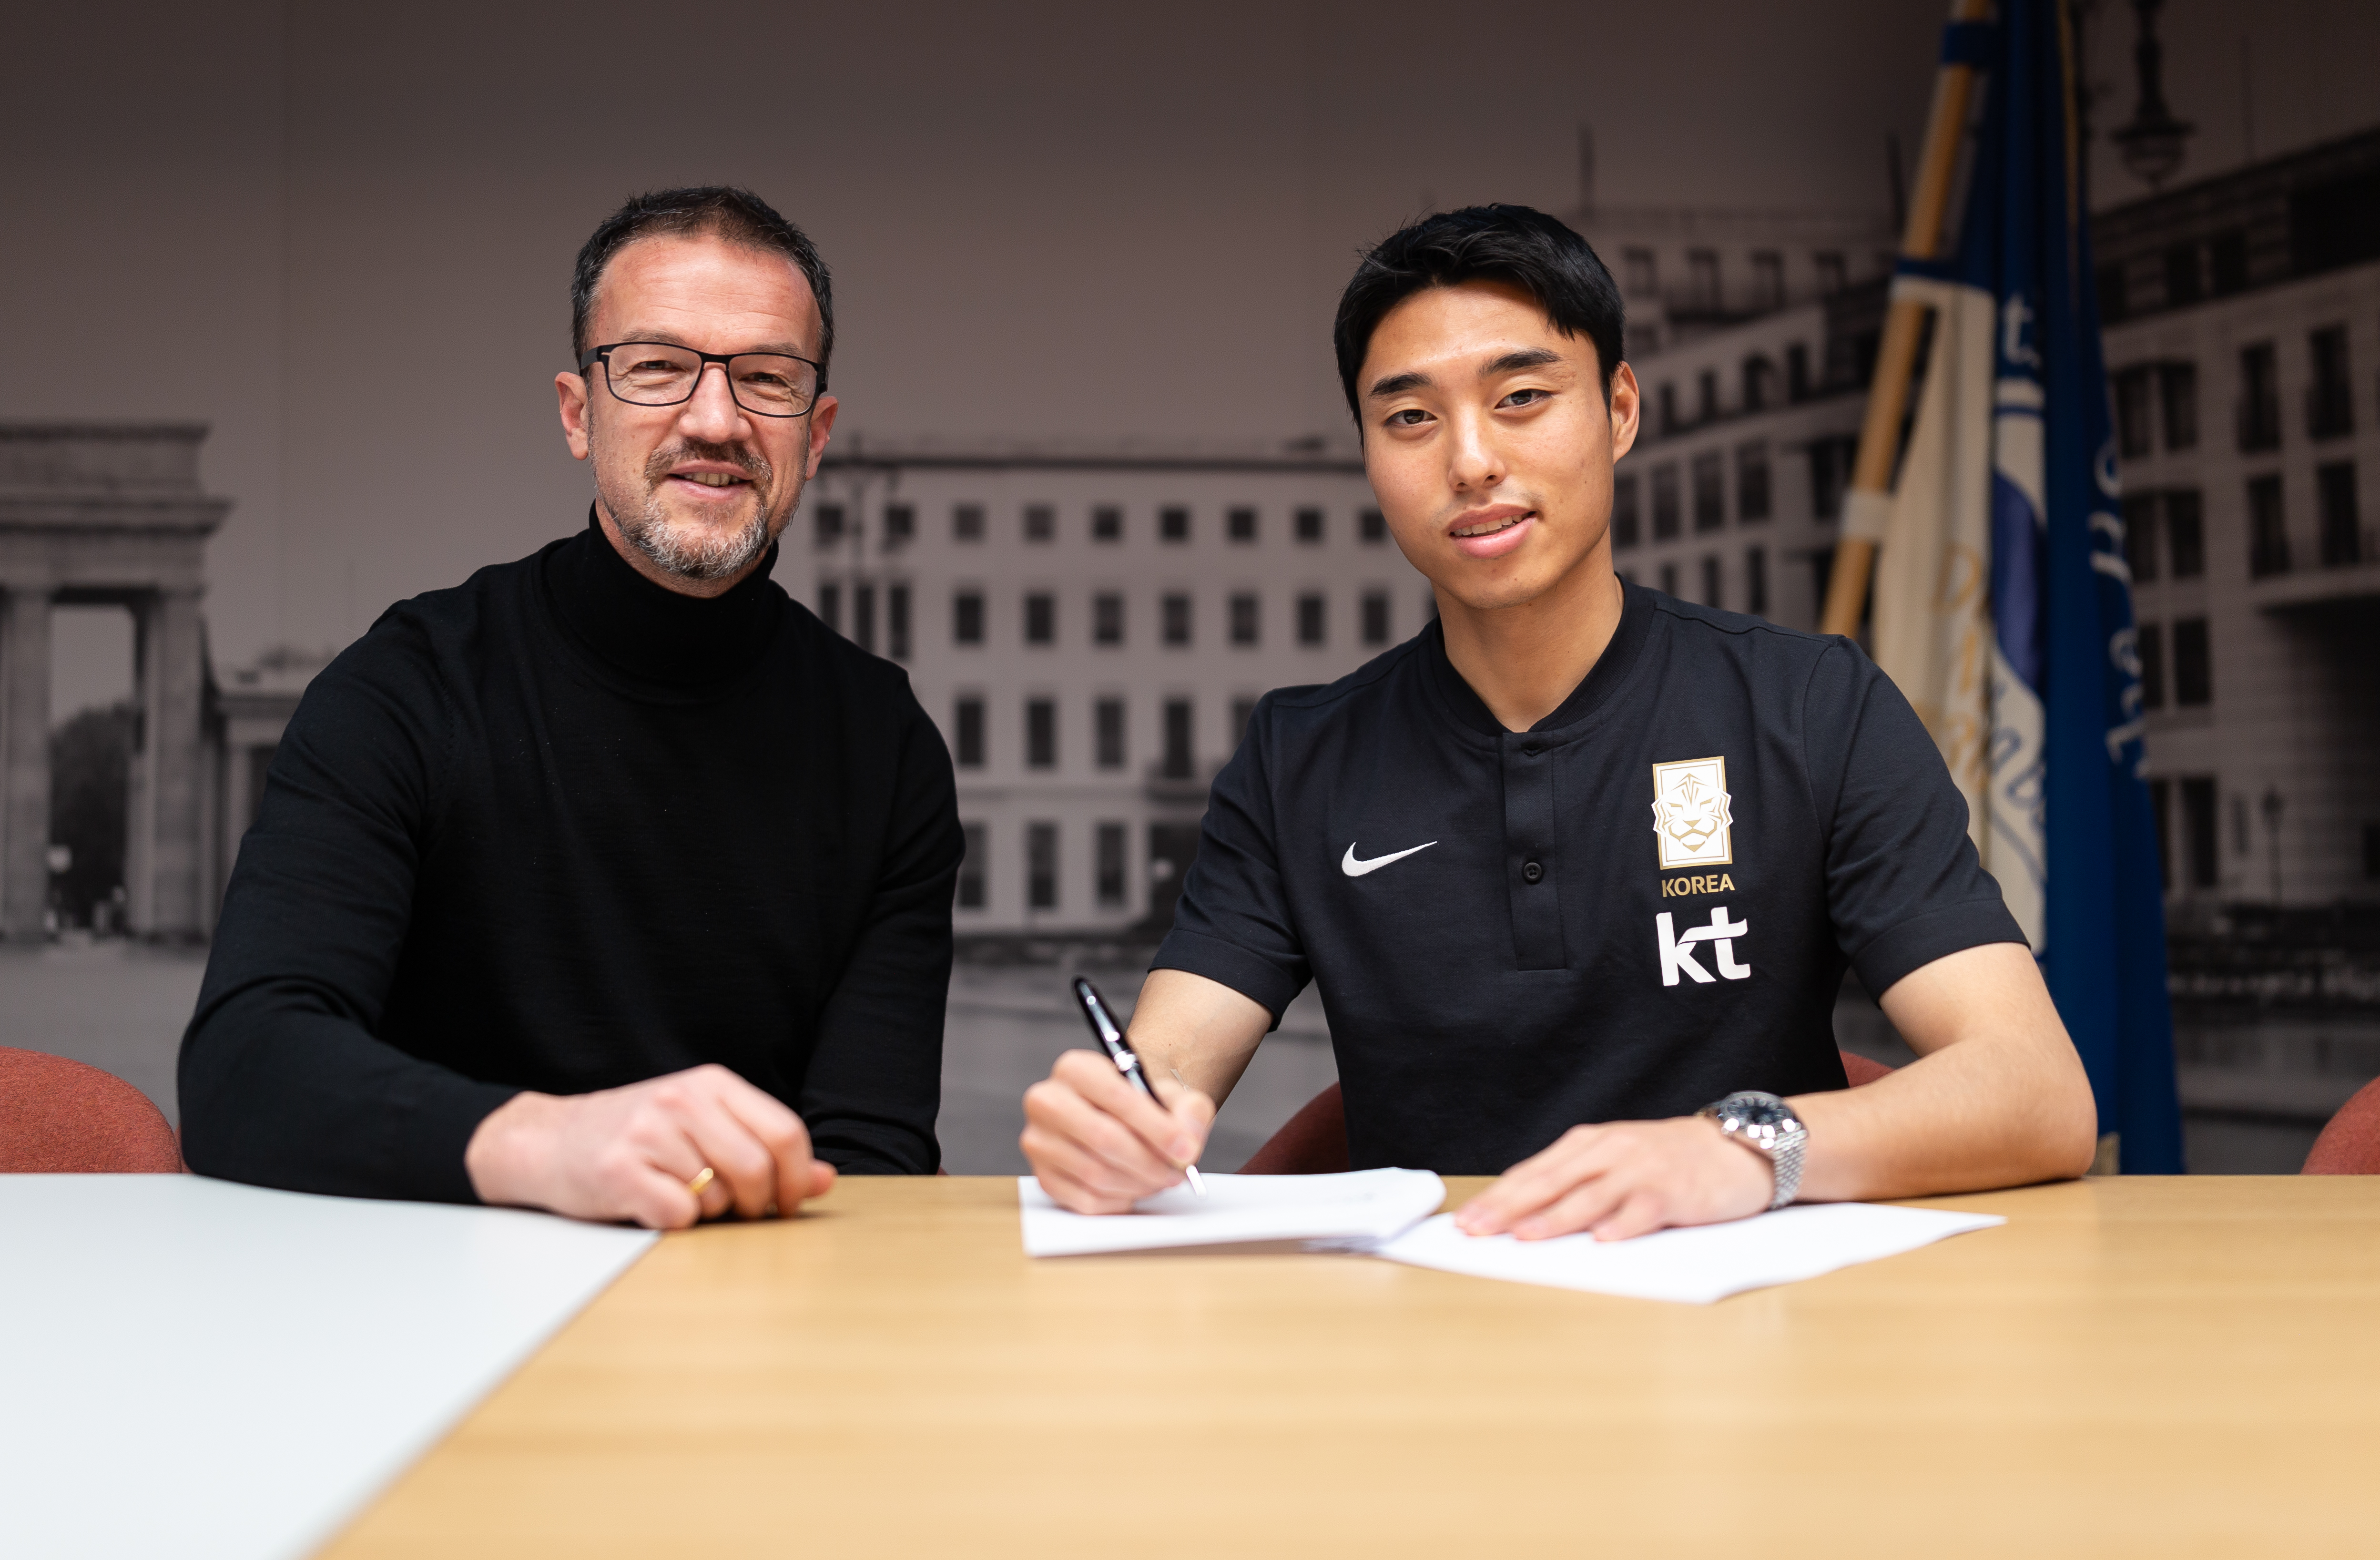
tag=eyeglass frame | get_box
[575,340,826,419]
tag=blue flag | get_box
[1865,0,2184,1170]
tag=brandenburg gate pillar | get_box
[124,589,210,938]
[0,583,53,938]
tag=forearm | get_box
[1118,968,1273,1108]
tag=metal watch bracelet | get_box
[1699,1091,1808,1211]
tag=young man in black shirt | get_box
[1021,206,2095,1238]
[182,188,963,1227]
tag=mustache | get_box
[643,440,772,489]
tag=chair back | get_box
[0,1047,184,1173]
[1239,1050,1898,1175]
[2303,1078,2380,1175]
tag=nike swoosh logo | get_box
[1341,841,1439,877]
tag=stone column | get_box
[127,589,208,939]
[1,587,54,939]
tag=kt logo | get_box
[1657,907,1750,986]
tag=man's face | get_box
[557,234,838,589]
[1357,279,1638,614]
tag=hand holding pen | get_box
[1017,978,1218,1213]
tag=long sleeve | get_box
[179,622,520,1203]
[795,690,965,1173]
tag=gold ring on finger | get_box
[686,1166,716,1197]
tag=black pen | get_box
[1071,976,1207,1196]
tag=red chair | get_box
[1241,1050,1897,1174]
[2303,1078,2380,1175]
[0,1047,184,1173]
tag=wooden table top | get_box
[323,1176,2380,1559]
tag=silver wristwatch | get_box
[1699,1091,1808,1211]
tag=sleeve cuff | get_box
[1149,928,1306,1031]
[1850,898,2029,998]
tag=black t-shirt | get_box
[180,514,964,1201]
[1155,581,2023,1175]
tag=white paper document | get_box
[1373,1202,2005,1305]
[1019,1168,1446,1256]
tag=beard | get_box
[595,433,802,583]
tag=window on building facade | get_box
[1745,544,1768,618]
[1161,699,1194,779]
[953,589,984,645]
[953,502,985,541]
[1231,696,1258,745]
[1700,555,1723,610]
[1095,698,1126,769]
[2172,618,2212,706]
[1228,506,1258,542]
[1160,506,1190,542]
[1813,251,1847,296]
[1652,463,1682,540]
[2096,264,2129,325]
[883,504,914,550]
[852,584,876,654]
[1091,504,1123,541]
[1786,343,1811,401]
[1162,592,1192,646]
[1658,383,1678,435]
[813,504,845,549]
[1691,453,1725,531]
[1024,504,1056,542]
[1096,823,1127,907]
[2149,778,2172,890]
[1229,592,1260,646]
[1736,442,1772,522]
[2180,777,2218,889]
[2232,793,2251,857]
[1808,434,1859,522]
[1362,590,1391,646]
[1359,508,1387,543]
[2138,622,2166,710]
[1624,248,1658,295]
[2163,242,2203,308]
[1611,472,1641,549]
[957,823,987,908]
[2318,460,2362,567]
[1750,251,1784,312]
[2159,362,2199,450]
[2309,326,2354,440]
[1297,592,1326,647]
[1295,507,1323,543]
[1093,591,1124,645]
[1686,249,1720,312]
[2208,230,2248,296]
[1697,370,1719,423]
[2248,475,2290,577]
[2123,494,2159,581]
[2238,342,2282,452]
[1024,591,1055,644]
[817,581,841,635]
[1742,355,1778,412]
[1026,699,1056,769]
[2114,366,2155,458]
[2166,490,2205,577]
[886,583,910,660]
[954,696,985,768]
[1658,562,1679,596]
[1027,822,1058,910]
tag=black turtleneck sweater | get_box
[181,514,963,1200]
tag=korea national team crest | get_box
[1649,757,1734,869]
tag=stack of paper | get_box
[1372,1202,2005,1304]
[1018,1168,1446,1256]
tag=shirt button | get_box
[1522,860,1545,884]
[1522,743,1542,758]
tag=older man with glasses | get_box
[181,187,963,1227]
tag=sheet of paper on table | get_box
[1373,1202,2006,1304]
[0,1175,656,1560]
[1019,1168,1447,1256]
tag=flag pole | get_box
[1818,0,1996,639]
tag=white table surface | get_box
[0,1175,655,1560]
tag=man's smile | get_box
[1447,503,1536,559]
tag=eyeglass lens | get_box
[601,344,816,415]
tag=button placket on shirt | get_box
[1501,732,1566,969]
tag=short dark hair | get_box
[570,186,835,388]
[1332,204,1624,423]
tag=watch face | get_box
[1722,1092,1790,1131]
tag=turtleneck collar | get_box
[542,506,785,691]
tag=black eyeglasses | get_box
[577,341,823,418]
